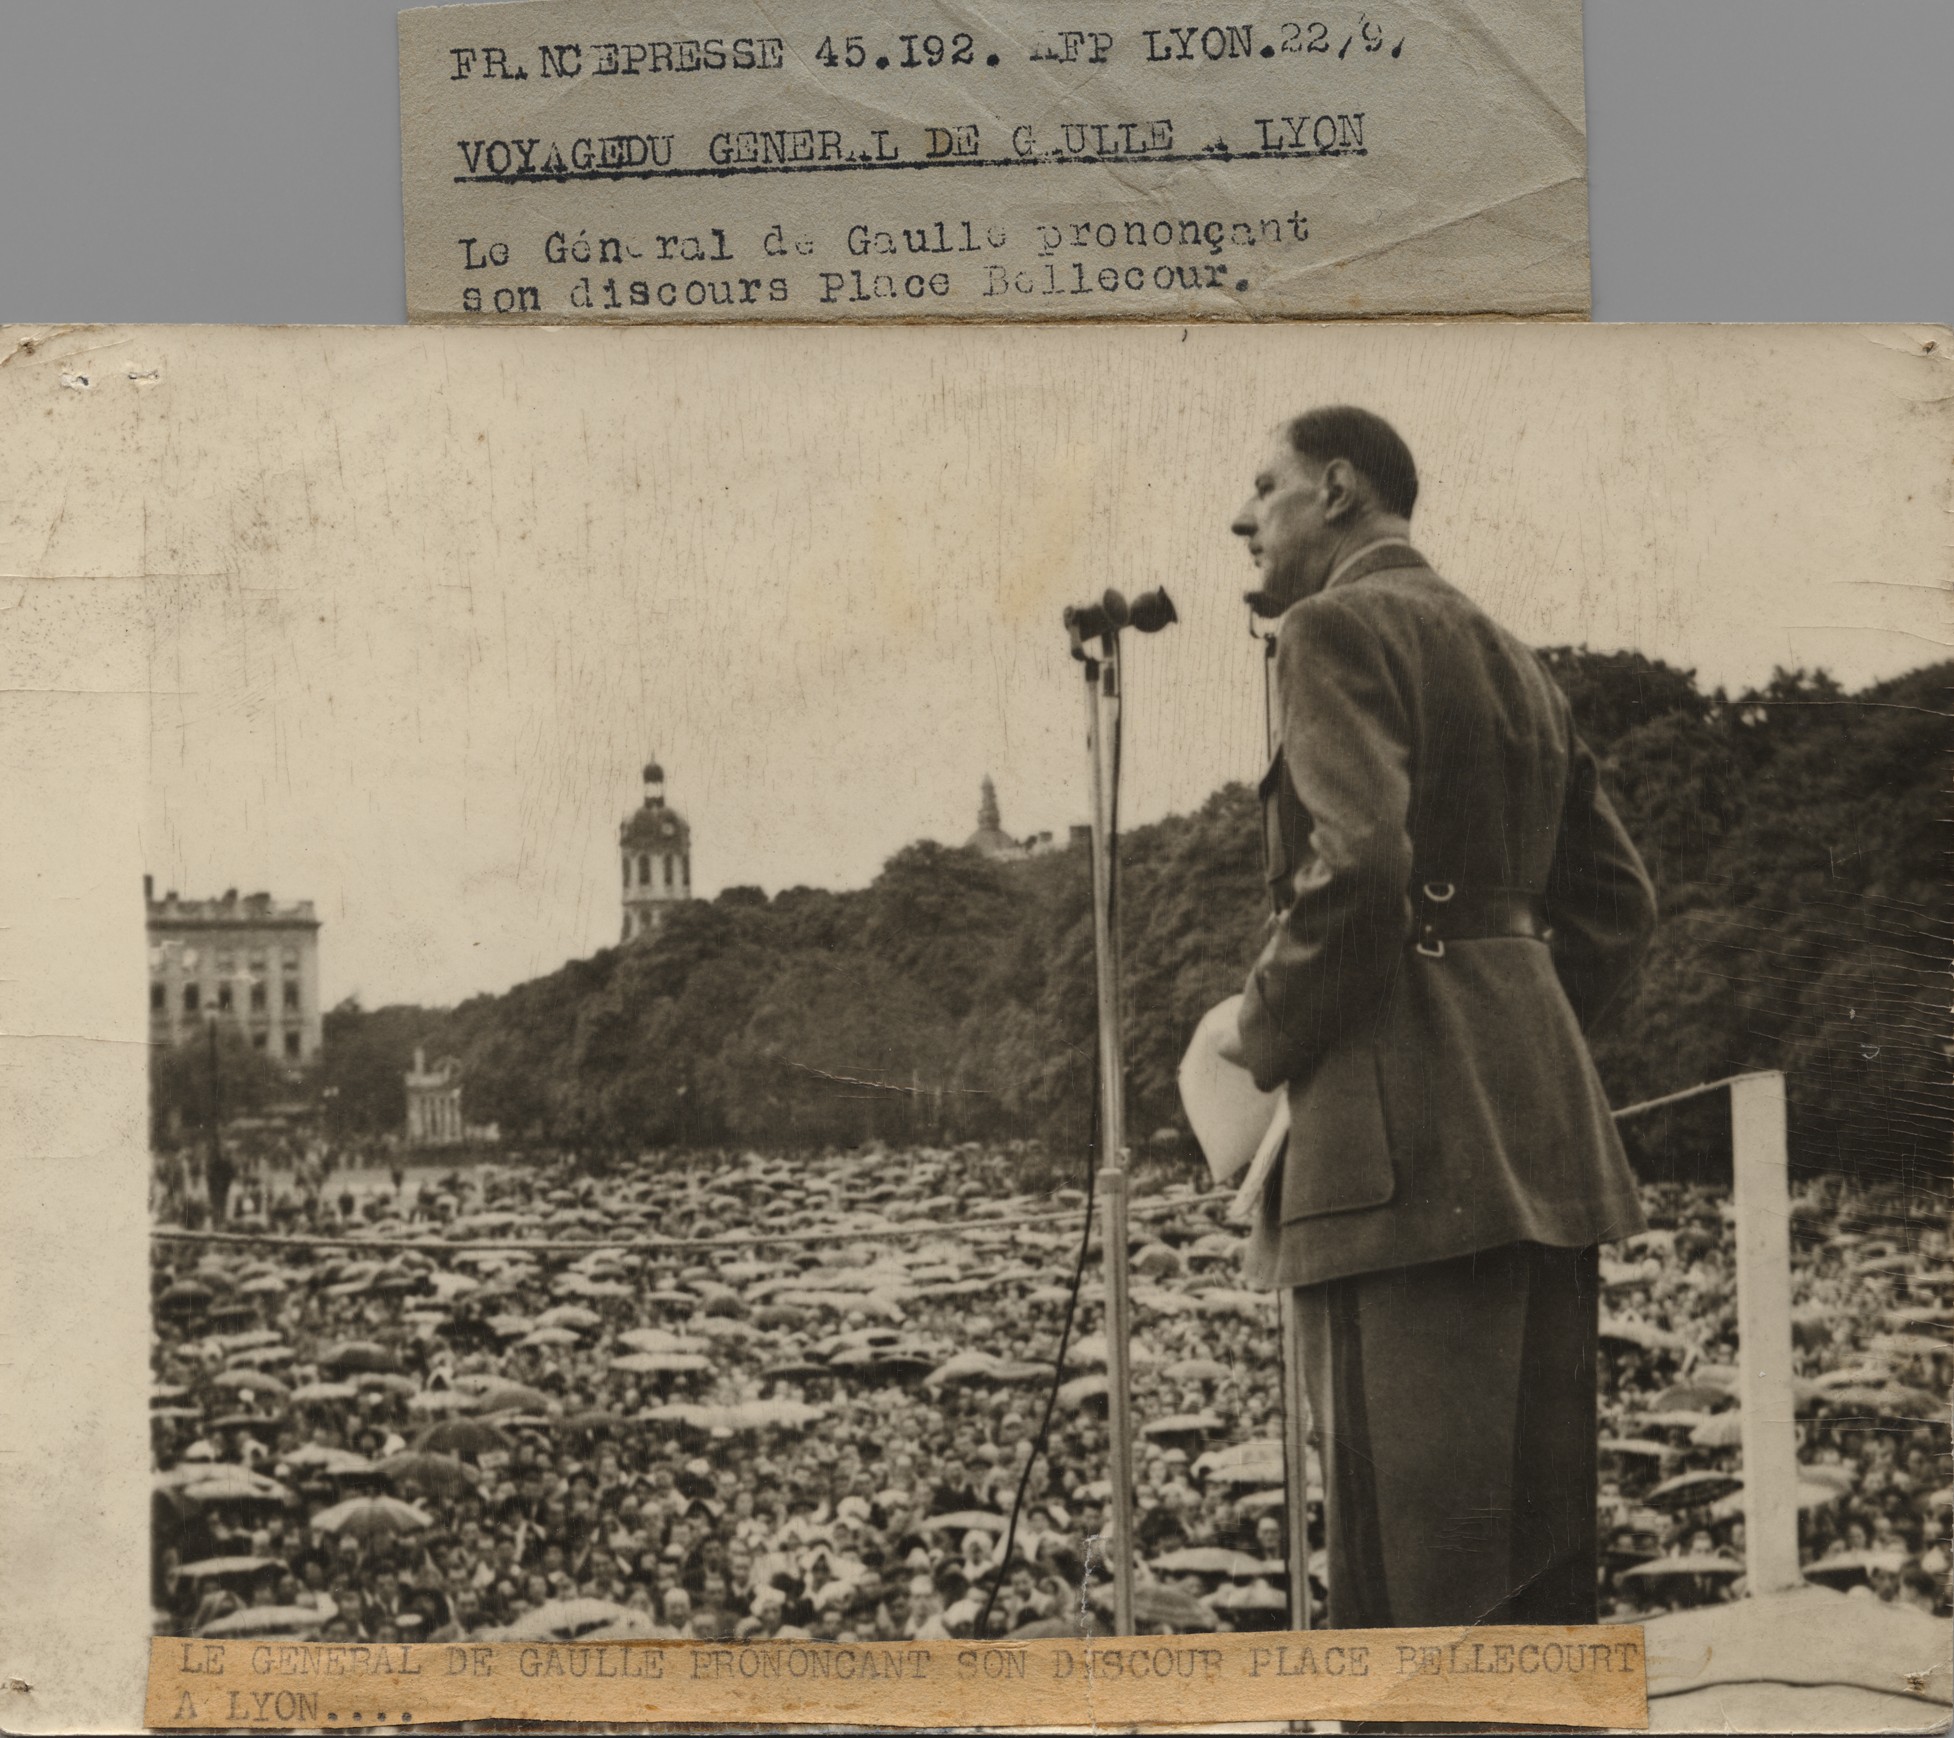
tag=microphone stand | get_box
[1260,622,1315,1636]
[1081,632,1137,1637]
[1064,587,1175,1638]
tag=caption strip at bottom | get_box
[150,1624,1647,1728]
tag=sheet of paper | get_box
[399,0,1591,322]
[2,321,1949,1735]
[143,1629,1649,1728]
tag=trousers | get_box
[1297,1240,1600,1629]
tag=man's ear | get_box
[1319,456,1363,523]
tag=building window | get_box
[622,857,631,887]
[284,1030,301,1059]
[217,984,233,1012]
[252,1032,268,1050]
[249,951,267,974]
[663,855,674,889]
[150,982,164,1012]
[183,984,200,1013]
[283,982,299,1012]
[216,951,235,974]
[251,984,266,1013]
[682,855,691,888]
[638,853,651,887]
[282,948,299,972]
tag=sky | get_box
[117,322,1949,1010]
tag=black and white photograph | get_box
[3,317,1948,1728]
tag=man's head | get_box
[1232,407,1417,617]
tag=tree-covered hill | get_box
[320,652,1950,1187]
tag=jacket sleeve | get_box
[1542,730,1658,1032]
[1236,597,1414,1093]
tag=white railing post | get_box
[1729,1070,1802,1594]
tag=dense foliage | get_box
[319,652,1949,1186]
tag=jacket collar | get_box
[1322,538,1428,593]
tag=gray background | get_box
[0,0,1949,326]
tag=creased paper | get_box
[399,0,1590,321]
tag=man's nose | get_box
[1230,501,1257,537]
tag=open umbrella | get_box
[209,1368,289,1398]
[535,1304,602,1331]
[1142,1413,1224,1443]
[919,1510,1008,1534]
[176,1556,286,1582]
[1088,1581,1217,1631]
[355,1372,420,1399]
[926,1350,1006,1387]
[376,1452,476,1496]
[1058,1374,1108,1412]
[1646,1470,1743,1511]
[469,1380,555,1412]
[1599,1319,1689,1354]
[1195,1441,1286,1486]
[1690,1412,1745,1450]
[200,1605,329,1638]
[310,1495,431,1542]
[711,1398,826,1432]
[611,1353,711,1377]
[1009,1612,1112,1639]
[1804,1548,1908,1586]
[1874,1332,1949,1361]
[1150,1546,1277,1578]
[1651,1384,1732,1413]
[288,1382,359,1405]
[1600,1438,1680,1461]
[1206,1579,1288,1613]
[280,1446,374,1477]
[1163,1358,1231,1383]
[1066,1332,1160,1368]
[316,1340,400,1374]
[1620,1554,1744,1580]
[175,1468,297,1510]
[501,1598,637,1641]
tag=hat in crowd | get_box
[836,1496,872,1523]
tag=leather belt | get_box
[1410,882,1551,958]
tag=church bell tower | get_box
[619,758,693,942]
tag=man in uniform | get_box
[1219,406,1655,1628]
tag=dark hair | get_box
[1284,406,1419,519]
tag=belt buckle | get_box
[1415,881,1454,958]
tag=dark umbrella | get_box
[377,1452,477,1497]
[415,1417,514,1458]
[316,1340,400,1374]
[761,1361,832,1383]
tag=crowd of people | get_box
[1595,1176,1950,1618]
[150,1139,1949,1644]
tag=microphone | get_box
[1062,587,1178,658]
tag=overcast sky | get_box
[112,323,1947,1010]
